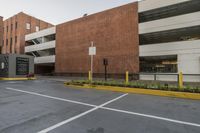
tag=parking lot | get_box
[0,79,200,133]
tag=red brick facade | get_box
[1,12,53,54]
[0,16,3,53]
[55,3,139,75]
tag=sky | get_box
[0,0,138,25]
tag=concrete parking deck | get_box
[0,79,200,133]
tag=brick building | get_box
[56,3,139,76]
[1,12,53,54]
[24,2,139,76]
[3,0,200,82]
[0,16,3,53]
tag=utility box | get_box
[0,54,34,78]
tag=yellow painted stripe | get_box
[65,84,200,100]
[0,77,36,81]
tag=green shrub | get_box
[66,80,200,93]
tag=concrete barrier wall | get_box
[138,0,190,12]
[140,74,178,82]
[139,74,200,82]
[139,11,200,34]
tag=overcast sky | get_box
[0,0,138,25]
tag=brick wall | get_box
[55,2,139,75]
[1,12,53,54]
[0,16,3,53]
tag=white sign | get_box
[1,62,5,69]
[89,46,96,55]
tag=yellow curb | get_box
[65,84,200,100]
[0,77,37,81]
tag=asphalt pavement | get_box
[0,79,200,133]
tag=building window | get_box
[11,24,13,31]
[10,38,12,45]
[6,39,8,45]
[10,38,13,53]
[15,22,18,29]
[36,26,40,32]
[140,55,178,73]
[26,23,31,30]
[6,26,8,32]
[15,36,17,43]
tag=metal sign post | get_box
[89,41,96,82]
[103,58,108,81]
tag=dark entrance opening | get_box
[35,63,55,75]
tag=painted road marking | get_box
[5,87,200,130]
[5,81,23,84]
[6,87,96,107]
[6,81,18,84]
[102,107,200,127]
[37,93,128,133]
[38,107,98,133]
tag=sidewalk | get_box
[36,76,87,82]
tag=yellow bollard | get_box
[178,72,183,89]
[126,71,129,84]
[89,71,91,81]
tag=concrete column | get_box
[0,16,3,54]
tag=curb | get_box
[0,77,37,81]
[65,84,200,100]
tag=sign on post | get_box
[89,42,96,82]
[103,58,108,66]
[89,46,96,56]
[103,58,108,81]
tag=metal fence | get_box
[134,73,200,87]
[138,73,200,82]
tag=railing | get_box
[34,55,55,64]
[138,73,200,83]
[139,73,178,81]
[25,40,56,53]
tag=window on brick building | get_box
[11,24,13,31]
[36,26,40,32]
[15,36,17,43]
[15,22,18,29]
[10,38,12,53]
[6,39,8,45]
[26,23,31,30]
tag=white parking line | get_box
[38,107,98,133]
[102,107,200,127]
[5,87,200,132]
[6,87,96,107]
[37,93,128,133]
